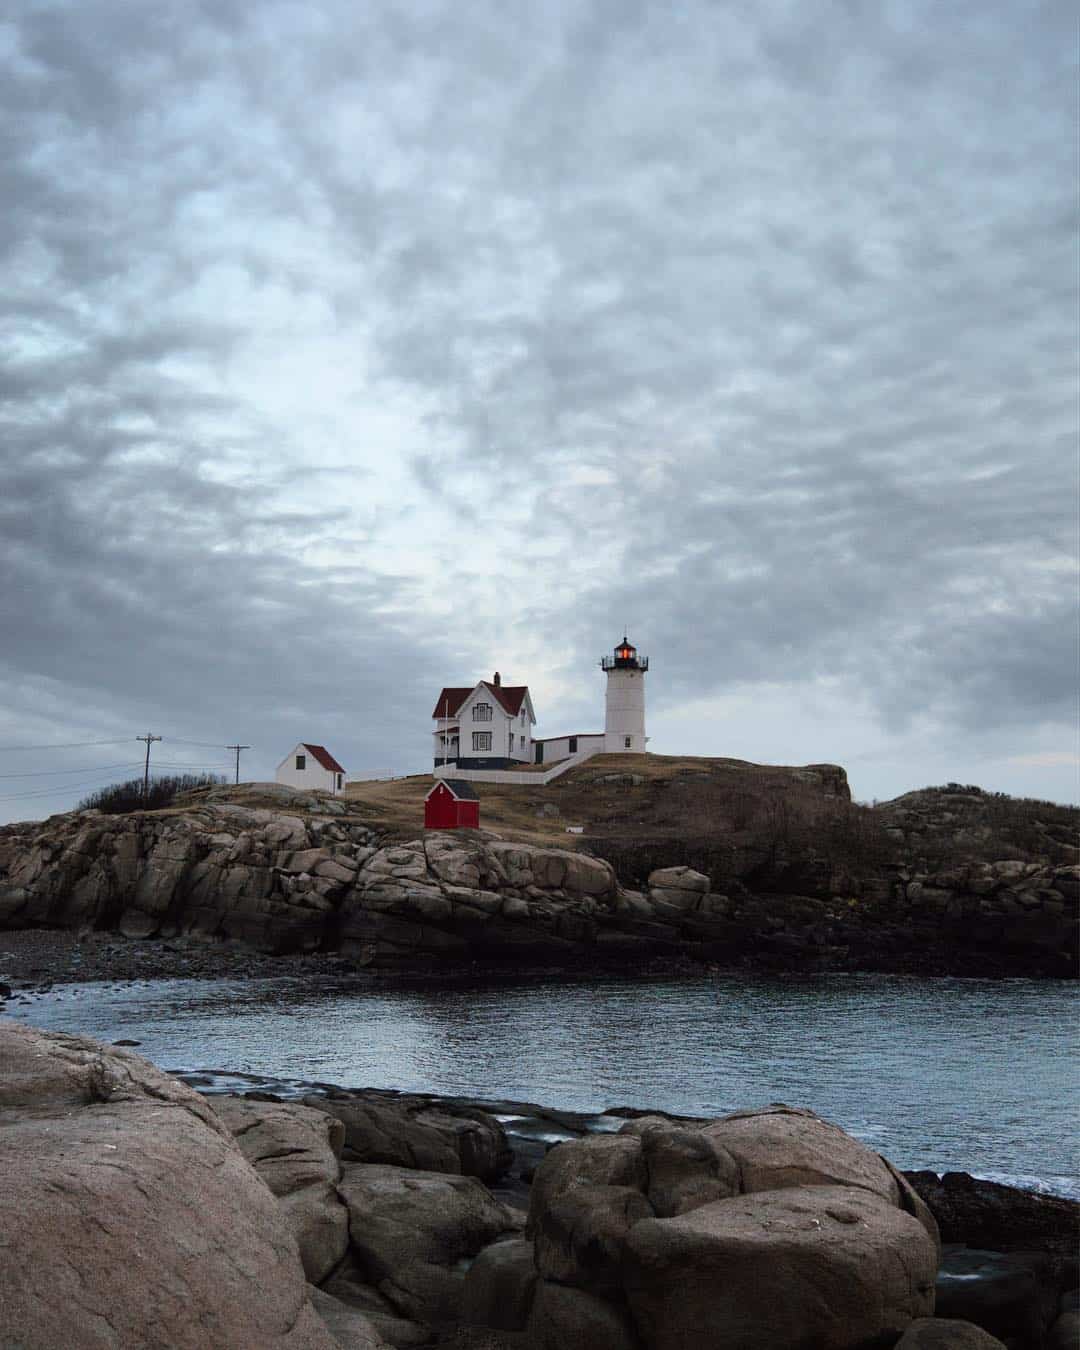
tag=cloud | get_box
[0,0,1075,820]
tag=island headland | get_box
[0,755,1075,981]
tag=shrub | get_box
[77,774,225,815]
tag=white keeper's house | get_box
[432,674,537,770]
[432,636,648,774]
[275,743,347,795]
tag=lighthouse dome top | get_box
[601,635,649,672]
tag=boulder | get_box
[647,867,710,894]
[0,1022,335,1349]
[703,1104,902,1206]
[893,1319,1007,1349]
[307,1286,388,1349]
[620,1117,740,1217]
[533,1182,654,1289]
[336,1162,520,1324]
[461,1236,538,1331]
[527,1280,640,1350]
[647,866,710,912]
[318,1265,431,1348]
[1048,1308,1080,1350]
[211,1095,349,1282]
[526,1134,646,1240]
[622,1184,937,1350]
[304,1093,511,1181]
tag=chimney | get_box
[493,671,501,686]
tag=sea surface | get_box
[8,970,1078,1197]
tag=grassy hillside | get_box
[343,754,850,847]
[343,757,1077,893]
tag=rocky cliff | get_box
[0,781,1075,976]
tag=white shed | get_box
[275,743,347,796]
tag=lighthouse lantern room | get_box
[600,635,648,753]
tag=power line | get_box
[153,761,231,769]
[0,738,133,753]
[0,773,145,804]
[165,737,258,750]
[0,762,144,780]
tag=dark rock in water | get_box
[935,1246,1057,1348]
[905,1170,1080,1277]
[112,1038,141,1046]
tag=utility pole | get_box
[226,744,250,785]
[136,734,161,801]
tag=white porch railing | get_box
[431,742,605,786]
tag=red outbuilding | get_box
[424,778,480,830]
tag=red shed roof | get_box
[302,744,346,774]
[424,778,480,801]
[431,682,529,719]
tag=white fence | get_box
[431,742,605,787]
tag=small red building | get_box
[424,778,480,830]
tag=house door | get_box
[535,742,544,764]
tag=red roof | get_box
[432,688,474,719]
[482,681,529,716]
[431,683,529,719]
[302,744,346,774]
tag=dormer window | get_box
[473,702,492,722]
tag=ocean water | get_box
[7,969,1077,1196]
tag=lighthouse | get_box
[601,635,648,753]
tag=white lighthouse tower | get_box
[601,635,648,753]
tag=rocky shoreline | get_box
[3,1021,1077,1350]
[0,785,1076,980]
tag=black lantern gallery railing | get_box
[600,652,649,671]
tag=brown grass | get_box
[342,754,850,848]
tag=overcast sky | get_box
[1,0,1077,823]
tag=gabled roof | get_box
[432,688,474,719]
[302,744,346,774]
[424,778,480,801]
[431,683,530,719]
[480,681,529,716]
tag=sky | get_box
[1,0,1077,823]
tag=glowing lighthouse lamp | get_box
[600,636,649,753]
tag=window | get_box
[336,773,343,789]
[624,737,632,749]
[520,709,525,724]
[295,754,306,770]
[520,735,526,750]
[473,702,492,722]
[568,737,577,753]
[472,731,492,751]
